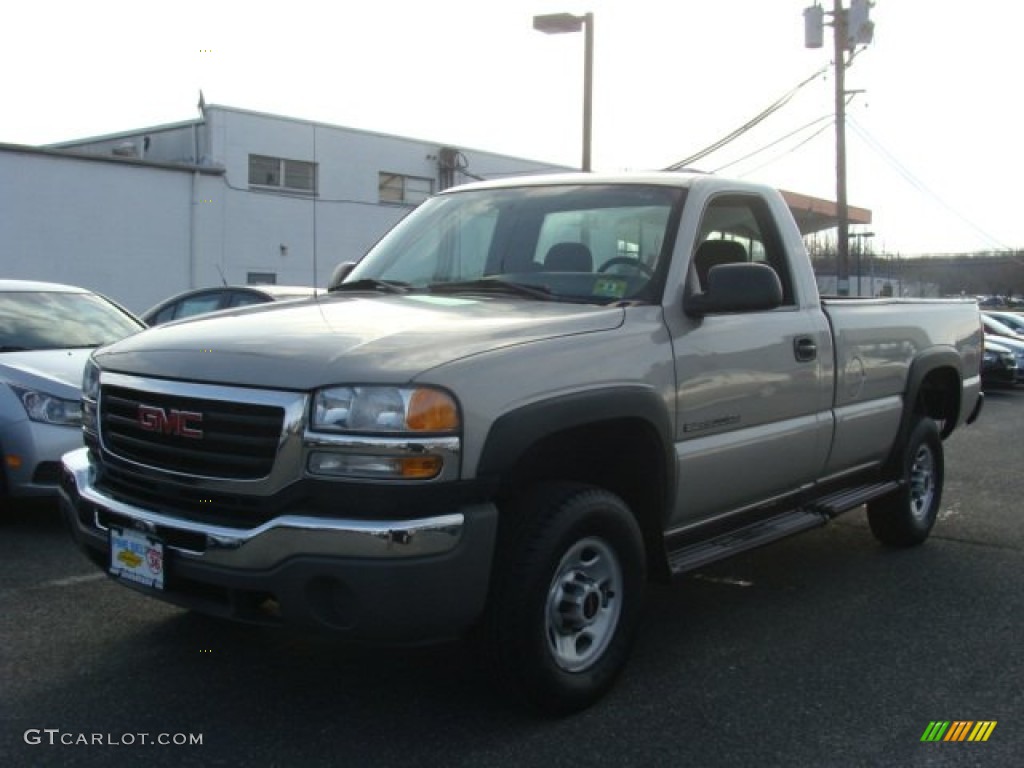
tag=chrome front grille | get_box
[100,384,285,480]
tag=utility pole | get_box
[833,0,850,296]
[805,1,873,296]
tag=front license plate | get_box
[109,526,165,590]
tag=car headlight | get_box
[82,357,101,401]
[9,385,83,427]
[311,386,459,433]
[307,386,460,481]
[80,357,101,433]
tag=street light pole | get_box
[850,231,874,295]
[533,11,594,172]
[582,12,593,172]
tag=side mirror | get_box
[685,263,783,317]
[327,262,357,292]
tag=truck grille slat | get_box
[99,385,285,479]
[105,427,279,455]
[96,464,278,527]
[103,433,273,472]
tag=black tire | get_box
[479,483,646,715]
[867,416,944,547]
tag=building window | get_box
[379,173,433,205]
[247,272,277,285]
[249,155,317,193]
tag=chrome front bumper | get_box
[59,447,498,640]
[60,447,468,566]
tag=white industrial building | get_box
[1,103,871,312]
[0,104,568,313]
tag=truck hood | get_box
[93,294,625,390]
[0,348,94,399]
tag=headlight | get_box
[82,357,101,401]
[307,385,460,481]
[311,386,459,433]
[9,385,82,427]
[80,358,101,433]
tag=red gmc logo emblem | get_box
[137,404,204,439]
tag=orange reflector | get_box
[5,455,22,469]
[406,389,459,431]
[399,456,443,479]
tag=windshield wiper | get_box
[331,279,413,294]
[0,346,30,352]
[429,279,554,301]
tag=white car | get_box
[1,280,144,501]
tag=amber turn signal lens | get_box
[406,389,459,431]
[398,455,444,479]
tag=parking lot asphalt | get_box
[1,389,1022,768]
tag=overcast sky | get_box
[3,0,1020,256]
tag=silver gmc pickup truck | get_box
[60,172,983,713]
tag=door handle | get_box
[794,336,817,362]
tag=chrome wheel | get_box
[545,536,623,672]
[908,443,936,522]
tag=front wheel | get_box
[479,484,646,715]
[867,416,944,547]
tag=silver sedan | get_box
[1,280,144,500]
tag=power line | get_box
[723,92,859,177]
[663,65,828,171]
[846,117,1011,251]
[737,118,839,179]
[736,119,835,178]
[711,112,834,174]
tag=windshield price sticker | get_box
[109,526,165,590]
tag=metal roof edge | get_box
[0,142,223,174]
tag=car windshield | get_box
[346,184,684,305]
[0,291,142,351]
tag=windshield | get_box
[0,290,143,351]
[347,184,684,304]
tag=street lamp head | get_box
[533,13,585,34]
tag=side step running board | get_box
[810,481,900,518]
[666,480,902,576]
[668,509,825,575]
